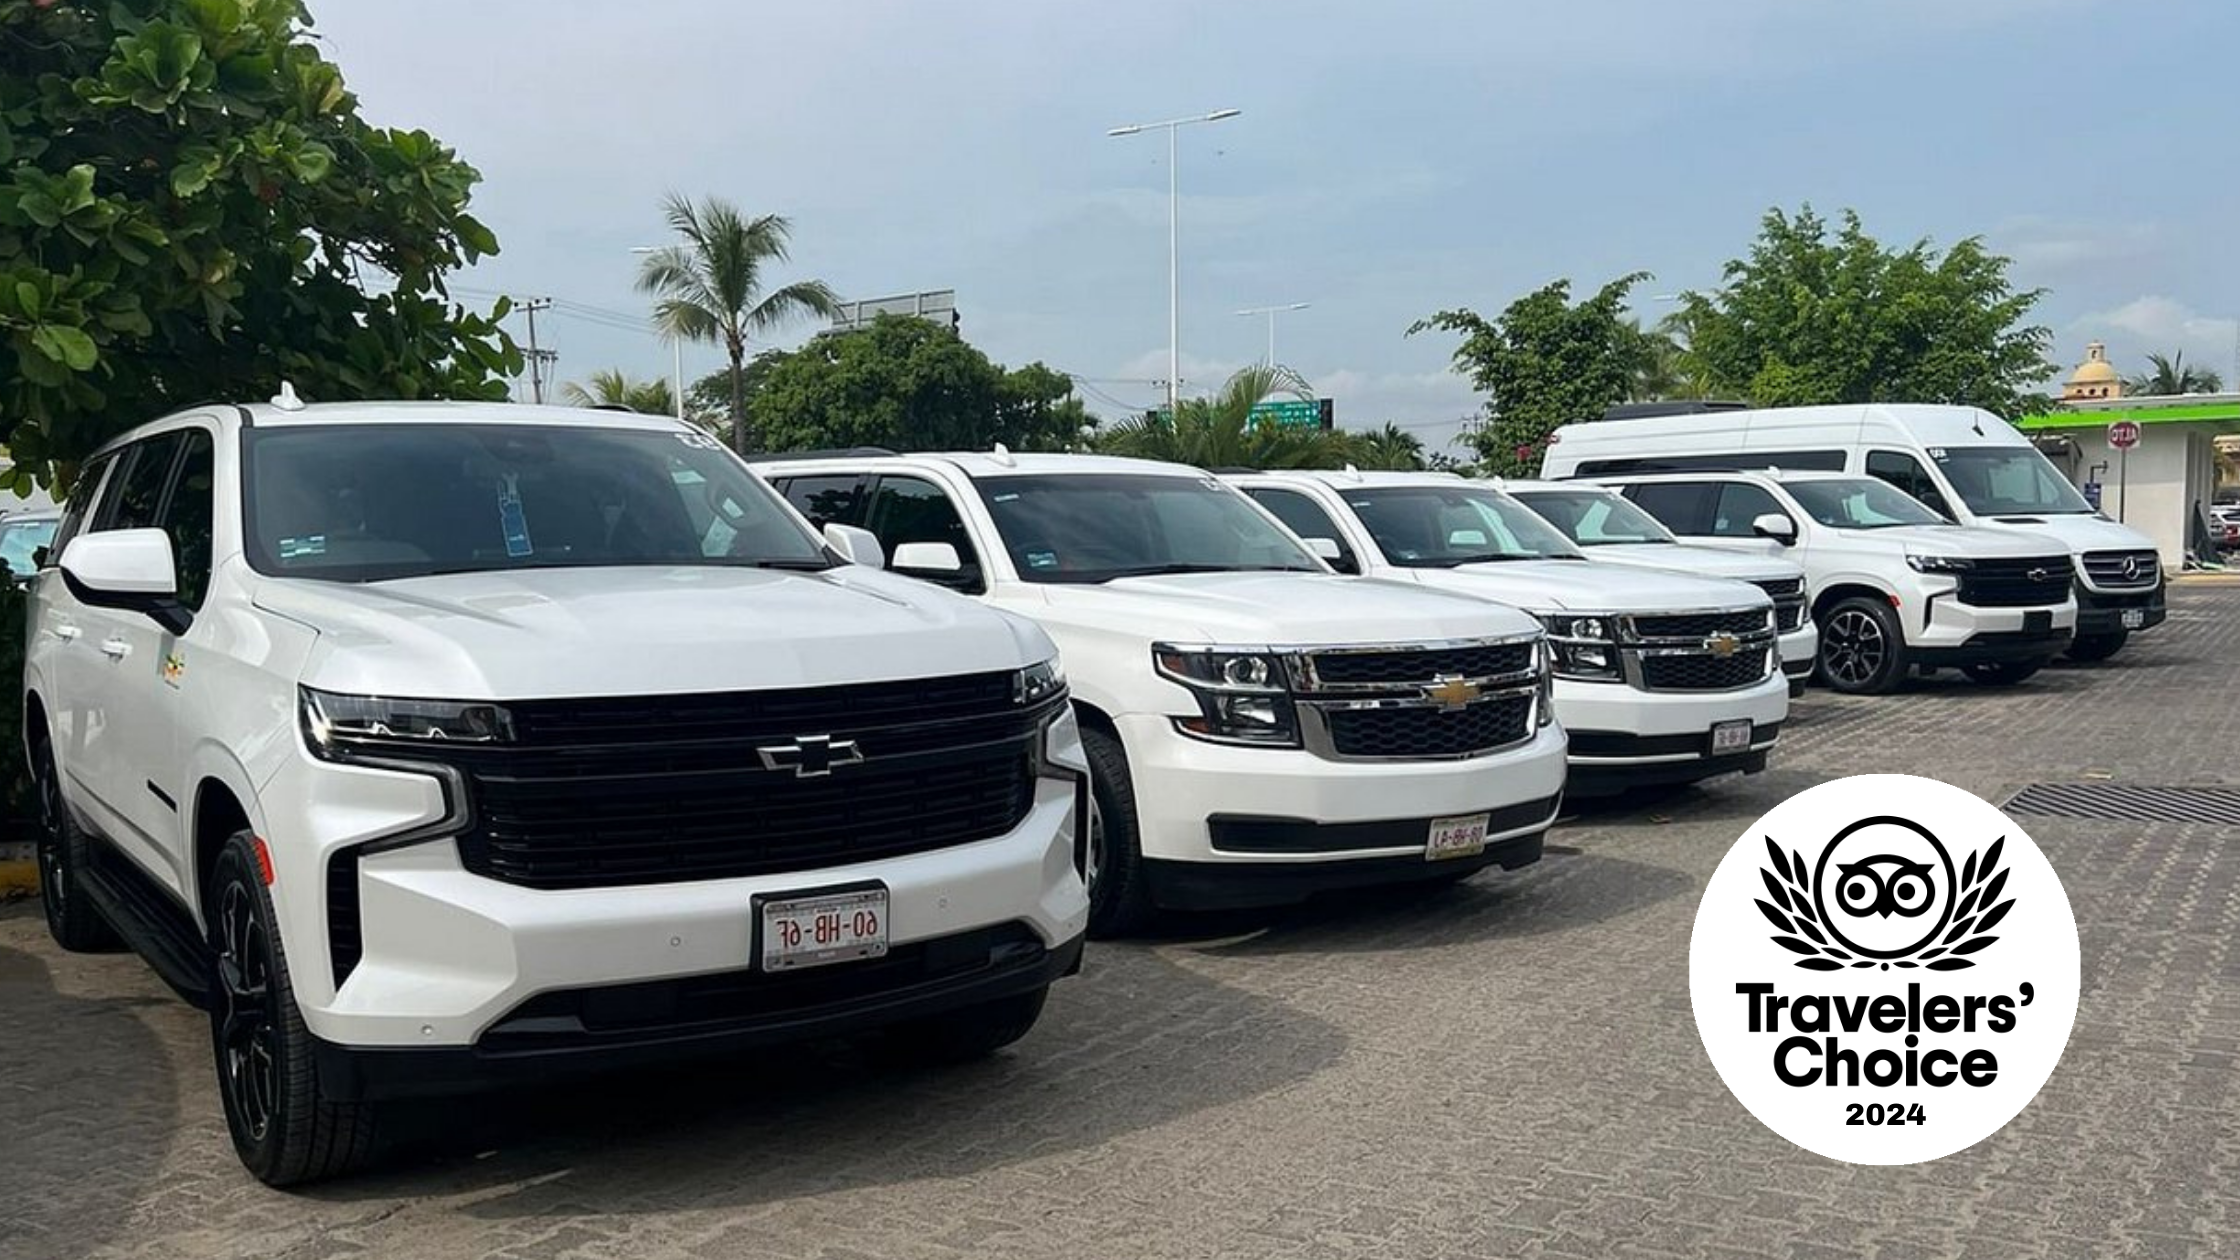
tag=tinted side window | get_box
[1866,451,1953,519]
[779,474,867,530]
[1245,488,1358,570]
[1622,482,1719,534]
[159,429,216,610]
[96,432,187,532]
[1576,449,1846,476]
[49,453,117,564]
[864,475,982,593]
[1710,483,1788,537]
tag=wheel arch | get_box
[1811,581,1899,623]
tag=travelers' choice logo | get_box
[1691,775,2078,1165]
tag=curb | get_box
[0,857,37,898]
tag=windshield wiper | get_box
[750,557,837,571]
[1106,562,1307,579]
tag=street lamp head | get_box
[1106,124,1145,137]
[1205,108,1242,121]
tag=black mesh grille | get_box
[1307,642,1534,686]
[326,851,363,988]
[505,671,1020,745]
[1956,557,2072,608]
[1750,579,1808,631]
[1639,648,1771,692]
[1629,610,1770,639]
[2080,550,2158,588]
[1324,694,1534,758]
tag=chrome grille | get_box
[1628,609,1771,639]
[2080,549,2160,589]
[1615,604,1779,693]
[1291,635,1544,761]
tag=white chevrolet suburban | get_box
[1588,470,2079,693]
[1496,479,1819,695]
[1223,470,1788,794]
[755,452,1568,935]
[26,399,1089,1185]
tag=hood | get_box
[1846,524,2076,560]
[1414,558,1771,614]
[1026,571,1541,645]
[1579,543,1804,584]
[258,565,1051,700]
[1966,511,2157,555]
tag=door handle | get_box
[100,637,132,660]
[51,624,81,642]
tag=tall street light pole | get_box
[1108,108,1241,415]
[630,246,687,421]
[1235,302,1311,366]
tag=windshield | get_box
[977,472,1322,584]
[0,516,55,579]
[244,424,832,582]
[1342,485,1584,566]
[1784,478,1949,530]
[1509,488,1676,547]
[1930,446,2094,516]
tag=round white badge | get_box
[1689,774,2079,1165]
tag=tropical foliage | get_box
[1094,366,1362,469]
[1349,422,1428,471]
[561,369,675,416]
[636,195,840,451]
[2125,351,2222,398]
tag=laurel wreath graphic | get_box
[1755,835,2014,971]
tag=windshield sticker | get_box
[278,534,326,560]
[1026,550,1058,570]
[1929,448,1948,460]
[498,474,534,558]
[674,431,722,451]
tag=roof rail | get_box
[1207,465,1259,475]
[1598,399,1751,422]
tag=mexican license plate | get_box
[2121,608,2145,629]
[1711,720,1754,755]
[760,887,889,972]
[1426,812,1489,862]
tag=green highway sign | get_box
[1147,398,1333,429]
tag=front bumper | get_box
[1143,827,1548,912]
[1911,628,2075,668]
[1780,622,1819,679]
[1911,588,2077,650]
[1114,712,1568,869]
[312,925,1083,1101]
[1555,671,1787,791]
[2075,580,2166,636]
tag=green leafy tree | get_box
[0,0,521,492]
[1349,422,1426,470]
[636,195,840,451]
[2125,351,2222,398]
[1679,205,2053,417]
[1095,365,1359,469]
[1411,273,1648,476]
[561,368,675,416]
[748,314,1089,452]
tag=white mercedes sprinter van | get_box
[1540,403,2164,661]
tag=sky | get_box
[313,0,2238,455]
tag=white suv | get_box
[755,452,1568,935]
[1497,479,1819,696]
[26,399,1089,1185]
[1588,470,2078,693]
[1223,470,1788,794]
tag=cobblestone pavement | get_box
[6,585,2239,1260]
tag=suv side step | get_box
[81,837,212,1008]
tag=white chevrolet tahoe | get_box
[1589,470,2078,693]
[1223,470,1788,795]
[26,399,1089,1185]
[755,453,1568,936]
[1497,479,1819,695]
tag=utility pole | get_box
[519,296,555,403]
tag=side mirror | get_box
[822,522,886,569]
[1751,513,1798,545]
[891,541,964,573]
[59,529,190,632]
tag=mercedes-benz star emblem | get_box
[757,735,865,778]
[2121,556,2141,581]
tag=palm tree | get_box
[561,369,675,416]
[636,194,841,450]
[1349,423,1426,471]
[1625,316,1708,402]
[1094,366,1359,469]
[2125,351,2223,398]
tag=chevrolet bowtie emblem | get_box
[1423,675,1482,711]
[757,735,864,778]
[2026,567,2051,582]
[1704,632,1742,659]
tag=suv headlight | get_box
[1153,645,1300,747]
[1534,637,1556,726]
[1906,555,1974,573]
[1016,657,1067,706]
[1535,612,1622,682]
[301,687,515,760]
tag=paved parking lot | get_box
[6,584,2239,1260]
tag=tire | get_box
[1815,597,1908,695]
[32,734,120,952]
[1963,660,2041,686]
[2065,631,2128,662]
[207,831,379,1186]
[880,987,1050,1066]
[1081,726,1155,938]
